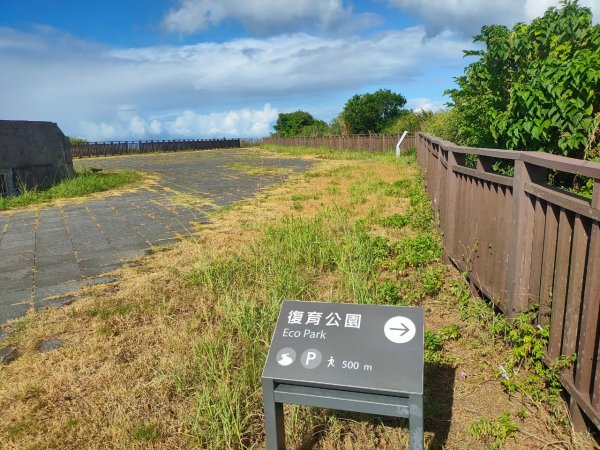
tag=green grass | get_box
[181,151,444,447]
[469,411,519,449]
[225,162,292,176]
[129,423,161,442]
[0,168,144,210]
[262,144,411,161]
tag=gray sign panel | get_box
[263,300,424,396]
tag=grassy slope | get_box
[0,169,145,210]
[0,149,595,449]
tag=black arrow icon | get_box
[390,323,409,336]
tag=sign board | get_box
[262,300,424,450]
[263,300,424,395]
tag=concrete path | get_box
[0,149,311,325]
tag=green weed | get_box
[225,162,292,176]
[393,233,443,269]
[129,423,161,442]
[469,411,518,449]
[0,169,143,210]
[378,213,409,228]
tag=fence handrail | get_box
[419,132,600,177]
[415,132,600,432]
[71,138,241,158]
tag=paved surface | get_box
[0,149,311,325]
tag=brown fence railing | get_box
[71,138,240,158]
[416,133,600,431]
[262,133,416,153]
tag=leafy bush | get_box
[447,1,600,159]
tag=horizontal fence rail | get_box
[416,133,600,432]
[262,133,416,153]
[71,138,240,158]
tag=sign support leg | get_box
[263,379,286,449]
[409,394,423,450]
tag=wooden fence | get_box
[262,133,416,153]
[71,138,240,158]
[416,133,600,431]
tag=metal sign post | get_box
[262,300,424,450]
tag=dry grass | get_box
[0,149,596,449]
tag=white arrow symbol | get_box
[390,323,410,336]
[384,316,416,343]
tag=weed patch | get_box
[469,411,519,449]
[0,168,144,210]
[226,162,292,176]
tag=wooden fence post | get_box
[443,147,460,262]
[570,180,600,431]
[507,159,546,316]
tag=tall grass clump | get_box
[0,168,143,210]
[184,157,443,447]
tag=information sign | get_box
[262,300,424,449]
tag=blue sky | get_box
[1,0,597,140]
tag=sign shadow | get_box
[291,361,455,449]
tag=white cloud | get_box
[387,0,599,36]
[163,0,380,35]
[0,26,469,139]
[78,104,278,141]
[406,97,444,112]
[169,104,278,137]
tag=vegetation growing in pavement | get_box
[0,168,144,210]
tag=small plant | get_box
[439,324,462,341]
[378,213,409,229]
[129,423,161,442]
[449,278,575,406]
[418,266,445,296]
[469,411,518,449]
[394,233,442,269]
[376,279,400,304]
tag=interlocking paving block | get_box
[0,149,313,325]
[35,265,82,288]
[0,267,32,281]
[79,263,122,278]
[87,275,119,286]
[0,251,34,269]
[0,276,33,294]
[35,282,83,302]
[0,346,18,364]
[37,338,64,353]
[0,301,31,323]
[0,289,32,305]
[37,295,78,311]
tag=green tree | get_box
[300,119,329,136]
[448,0,600,159]
[273,111,318,137]
[342,89,407,134]
[329,115,351,136]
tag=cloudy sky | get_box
[1,0,598,140]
